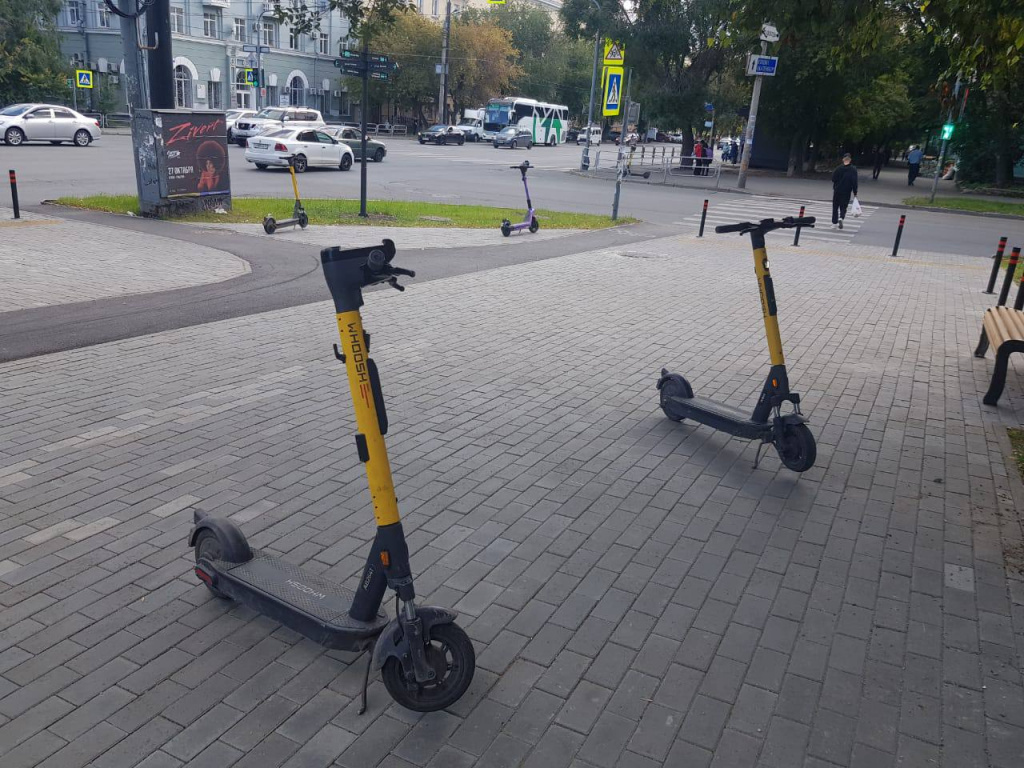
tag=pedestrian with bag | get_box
[872,145,886,180]
[831,152,858,229]
[907,145,923,185]
[692,139,704,176]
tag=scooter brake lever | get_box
[390,267,416,278]
[387,278,405,292]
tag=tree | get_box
[0,0,67,104]
[448,19,521,118]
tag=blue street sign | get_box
[745,55,779,77]
[603,66,623,116]
[76,70,93,88]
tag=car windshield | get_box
[0,104,31,116]
[428,125,449,132]
[500,127,517,135]
[256,109,286,120]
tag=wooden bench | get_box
[974,305,1024,405]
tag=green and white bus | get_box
[483,97,569,146]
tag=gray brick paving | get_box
[0,234,1023,767]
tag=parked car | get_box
[0,103,101,146]
[575,125,602,146]
[615,132,640,147]
[493,126,533,150]
[225,109,256,143]
[418,124,465,145]
[655,131,673,143]
[324,126,388,162]
[232,107,325,146]
[453,117,484,142]
[244,128,354,172]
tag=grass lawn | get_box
[54,195,634,230]
[904,196,1024,217]
[1010,429,1024,484]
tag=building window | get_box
[203,12,218,38]
[288,28,300,50]
[208,81,222,110]
[318,33,329,55]
[235,71,252,109]
[174,65,193,108]
[97,2,111,28]
[266,85,279,107]
[233,18,245,41]
[261,21,275,47]
[432,0,438,16]
[288,76,305,107]
[64,1,83,26]
[170,7,185,34]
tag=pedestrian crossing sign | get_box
[603,66,623,116]
[76,70,93,89]
[244,68,255,84]
[603,40,625,66]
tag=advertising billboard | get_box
[158,112,231,198]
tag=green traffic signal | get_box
[941,123,954,141]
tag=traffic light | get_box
[941,123,954,141]
[251,68,262,88]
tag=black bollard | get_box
[793,205,806,246]
[698,199,708,237]
[1015,272,1024,311]
[983,237,1008,294]
[996,247,1020,307]
[890,214,906,257]
[8,169,19,220]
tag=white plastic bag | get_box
[851,196,863,217]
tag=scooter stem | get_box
[750,230,786,367]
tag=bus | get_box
[483,97,569,146]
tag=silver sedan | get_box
[0,103,102,147]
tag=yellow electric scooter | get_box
[263,155,309,234]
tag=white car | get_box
[244,128,354,173]
[0,103,101,146]
[225,109,256,143]
[453,117,484,142]
[233,107,325,145]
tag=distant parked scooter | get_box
[263,156,309,235]
[500,161,539,237]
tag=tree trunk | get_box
[992,91,1015,187]
[803,138,816,174]
[787,132,801,177]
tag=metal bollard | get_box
[793,205,805,246]
[9,169,19,219]
[890,214,906,257]
[698,199,709,237]
[996,247,1020,306]
[983,237,1008,294]
[1015,271,1024,311]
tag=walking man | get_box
[907,145,923,185]
[872,145,885,180]
[831,153,858,229]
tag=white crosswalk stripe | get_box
[395,150,568,170]
[677,194,878,245]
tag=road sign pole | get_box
[737,40,767,189]
[612,67,631,221]
[438,0,451,123]
[146,0,175,109]
[72,81,78,111]
[581,32,601,171]
[360,40,369,218]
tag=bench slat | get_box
[983,306,1024,351]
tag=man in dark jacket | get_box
[831,153,858,229]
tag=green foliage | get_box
[94,76,122,115]
[273,0,415,42]
[0,0,67,104]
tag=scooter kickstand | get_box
[753,440,767,469]
[358,648,373,715]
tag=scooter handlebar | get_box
[715,216,816,235]
[321,239,416,311]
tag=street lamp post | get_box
[438,0,452,124]
[581,0,601,171]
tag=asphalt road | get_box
[5,134,1023,257]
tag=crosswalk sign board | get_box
[244,68,255,84]
[603,66,623,116]
[76,70,93,89]
[603,40,625,66]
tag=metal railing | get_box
[586,147,723,188]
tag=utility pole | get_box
[438,0,452,124]
[146,0,175,109]
[581,0,601,171]
[737,40,767,189]
[116,0,149,202]
[612,68,631,221]
[360,39,369,217]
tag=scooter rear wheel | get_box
[382,622,475,712]
[658,373,693,422]
[263,217,277,235]
[193,529,232,598]
[500,220,512,237]
[298,211,309,229]
[775,423,817,472]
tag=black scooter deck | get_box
[209,551,389,650]
[665,395,771,440]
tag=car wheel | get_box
[4,127,25,146]
[74,130,92,147]
[293,154,308,173]
[419,138,425,144]
[510,141,516,150]
[548,136,556,147]
[527,142,532,150]
[227,129,233,142]
[340,153,353,171]
[458,136,465,145]
[493,143,499,149]
[255,163,268,170]
[439,136,446,146]
[373,148,385,162]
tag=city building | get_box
[57,1,355,118]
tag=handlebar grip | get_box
[793,216,816,227]
[715,222,751,234]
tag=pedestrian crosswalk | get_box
[395,149,571,171]
[677,194,878,245]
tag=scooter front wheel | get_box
[382,622,475,712]
[263,217,277,235]
[658,372,693,422]
[528,217,539,234]
[775,423,817,472]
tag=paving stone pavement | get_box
[0,208,249,312]
[201,222,581,249]
[1,233,1023,768]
